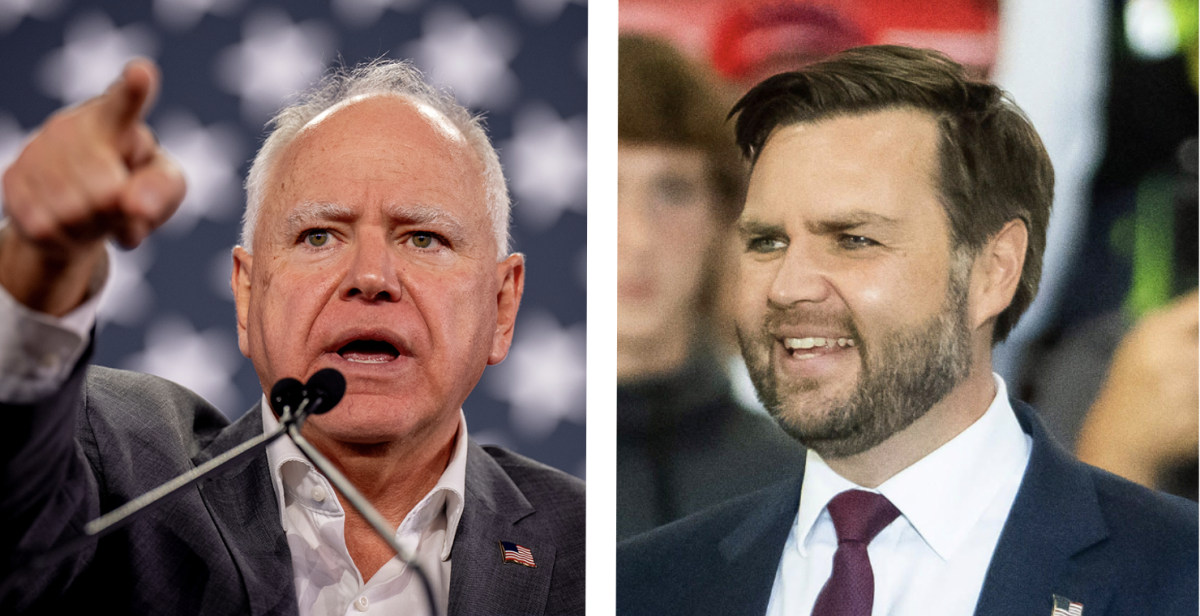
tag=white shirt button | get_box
[354,595,369,611]
[312,486,326,502]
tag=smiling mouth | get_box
[337,340,401,364]
[781,336,856,359]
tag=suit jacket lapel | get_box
[705,458,806,616]
[973,401,1110,616]
[447,441,555,616]
[193,403,297,616]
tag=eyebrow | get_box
[384,203,469,245]
[284,202,356,237]
[806,210,901,235]
[736,219,786,239]
[736,210,902,239]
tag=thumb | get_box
[96,58,161,131]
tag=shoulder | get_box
[620,482,781,568]
[1088,463,1198,549]
[619,479,799,615]
[79,366,233,470]
[476,444,585,518]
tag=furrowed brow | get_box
[386,204,469,245]
[736,219,786,240]
[807,210,900,235]
[284,202,356,236]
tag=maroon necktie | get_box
[810,490,901,616]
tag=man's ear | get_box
[970,219,1027,330]
[231,246,253,358]
[488,253,526,365]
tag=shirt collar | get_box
[795,374,1030,560]
[262,397,469,561]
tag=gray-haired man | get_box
[0,58,584,615]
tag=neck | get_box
[824,354,998,488]
[305,418,459,522]
[301,415,459,581]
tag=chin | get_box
[302,394,453,445]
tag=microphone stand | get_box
[283,398,441,616]
[6,376,442,616]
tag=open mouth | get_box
[781,336,855,359]
[337,339,401,364]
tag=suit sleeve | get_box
[0,313,102,610]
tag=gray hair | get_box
[240,59,511,260]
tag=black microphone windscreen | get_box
[270,378,305,415]
[304,368,346,415]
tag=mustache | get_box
[760,302,862,339]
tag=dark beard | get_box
[737,270,973,459]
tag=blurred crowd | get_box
[617,0,1198,539]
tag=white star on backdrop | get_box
[123,314,244,412]
[487,310,585,439]
[503,102,587,230]
[332,0,423,27]
[0,0,65,34]
[153,0,244,31]
[98,240,156,328]
[155,110,244,235]
[36,11,158,105]
[0,113,28,176]
[402,5,519,111]
[215,8,335,124]
[515,0,586,24]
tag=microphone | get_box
[15,367,440,615]
[277,369,439,615]
[301,368,345,415]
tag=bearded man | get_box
[618,45,1196,616]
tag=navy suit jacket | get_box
[1,362,585,615]
[618,400,1197,615]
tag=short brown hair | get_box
[730,45,1054,343]
[619,34,744,222]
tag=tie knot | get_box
[825,490,900,545]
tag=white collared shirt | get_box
[263,403,468,616]
[766,375,1032,616]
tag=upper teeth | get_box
[783,337,855,350]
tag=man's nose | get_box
[768,242,832,306]
[340,233,404,302]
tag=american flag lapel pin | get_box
[499,541,537,568]
[1051,594,1083,616]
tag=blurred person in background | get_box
[617,34,804,541]
[1020,0,1198,501]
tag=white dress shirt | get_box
[766,375,1032,616]
[264,404,467,616]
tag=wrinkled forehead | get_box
[253,92,491,247]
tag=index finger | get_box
[95,58,161,131]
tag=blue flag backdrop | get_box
[0,0,587,478]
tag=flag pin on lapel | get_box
[499,541,536,568]
[1051,594,1083,616]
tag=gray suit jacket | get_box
[0,362,584,615]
